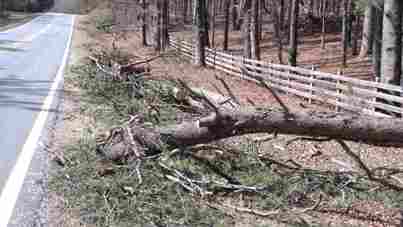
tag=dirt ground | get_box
[170,16,374,82]
[48,3,403,226]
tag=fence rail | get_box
[169,37,403,117]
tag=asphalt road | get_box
[0,13,74,226]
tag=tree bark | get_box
[154,0,162,51]
[194,0,206,66]
[211,0,216,48]
[341,0,349,68]
[242,0,252,59]
[359,4,375,57]
[346,0,354,46]
[142,0,148,46]
[250,0,260,60]
[271,0,284,64]
[381,0,402,85]
[232,0,240,30]
[102,107,403,161]
[373,3,383,80]
[183,0,188,23]
[223,0,230,51]
[288,0,299,66]
[279,0,285,31]
[161,0,169,51]
[320,0,327,49]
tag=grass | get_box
[52,50,403,226]
[49,13,403,227]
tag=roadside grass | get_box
[50,54,403,226]
[49,10,403,226]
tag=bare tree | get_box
[250,0,260,60]
[194,0,207,66]
[232,0,241,30]
[380,0,402,85]
[288,0,299,66]
[161,0,169,50]
[142,0,148,46]
[373,2,383,80]
[222,0,230,51]
[242,0,252,58]
[270,0,284,64]
[341,0,349,68]
[154,0,162,51]
[359,3,375,57]
[320,0,327,49]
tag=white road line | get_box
[0,15,75,227]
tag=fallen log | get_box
[100,107,403,161]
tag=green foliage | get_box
[95,15,114,33]
[53,56,403,226]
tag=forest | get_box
[136,0,402,87]
[46,0,403,226]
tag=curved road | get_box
[0,13,75,226]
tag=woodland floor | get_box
[170,16,374,81]
[48,4,403,227]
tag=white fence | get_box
[169,37,403,117]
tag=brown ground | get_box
[170,16,374,81]
[48,4,403,227]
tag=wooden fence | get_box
[169,37,403,118]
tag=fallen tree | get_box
[99,106,403,161]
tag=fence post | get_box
[242,56,246,80]
[373,77,380,114]
[335,69,342,112]
[309,65,316,104]
[285,63,291,95]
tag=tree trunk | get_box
[288,0,299,66]
[154,0,162,51]
[250,0,260,60]
[204,0,210,48]
[223,0,230,51]
[242,0,252,59]
[142,0,148,46]
[232,0,240,30]
[271,0,284,64]
[194,0,206,66]
[341,0,349,68]
[352,14,360,56]
[103,107,403,161]
[320,0,327,49]
[211,0,216,48]
[161,0,169,51]
[183,0,188,23]
[359,4,375,57]
[381,0,402,85]
[373,4,383,80]
[346,0,354,46]
[279,0,285,31]
[287,0,293,38]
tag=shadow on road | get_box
[0,77,61,113]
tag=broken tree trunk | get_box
[101,107,403,161]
